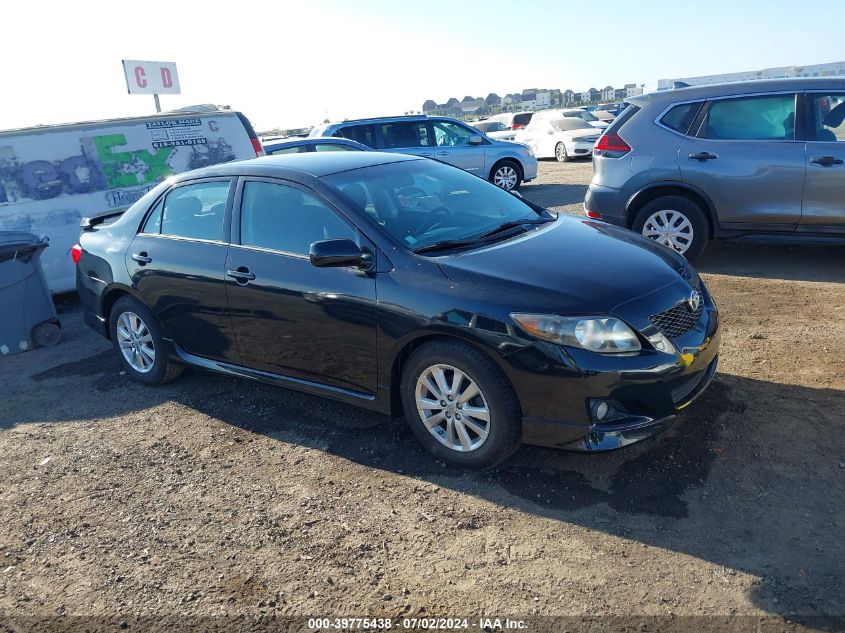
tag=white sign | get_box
[122,60,181,95]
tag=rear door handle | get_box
[226,267,256,282]
[810,155,844,166]
[131,252,152,264]
[688,152,718,161]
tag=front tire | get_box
[400,340,521,470]
[632,195,709,260]
[489,160,523,192]
[109,296,183,386]
[555,142,569,162]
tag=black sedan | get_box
[75,152,719,469]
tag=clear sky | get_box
[2,0,843,132]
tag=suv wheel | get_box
[490,160,522,191]
[109,296,184,386]
[632,196,709,260]
[400,339,521,470]
[555,142,569,162]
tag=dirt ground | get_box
[1,160,844,632]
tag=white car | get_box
[559,108,610,129]
[514,117,601,162]
[471,120,517,141]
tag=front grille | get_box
[650,300,704,339]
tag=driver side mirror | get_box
[468,134,483,145]
[310,239,373,270]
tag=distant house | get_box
[625,83,643,97]
[445,97,460,108]
[562,90,576,106]
[580,88,600,103]
[485,93,501,107]
[422,100,438,113]
[601,86,615,102]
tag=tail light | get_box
[594,133,631,156]
[585,210,602,219]
[512,123,525,130]
[71,243,82,265]
[251,137,265,157]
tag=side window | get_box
[314,143,358,152]
[268,145,306,155]
[660,102,703,135]
[809,94,845,142]
[141,199,164,234]
[380,121,431,149]
[704,95,796,140]
[335,125,376,147]
[239,182,356,256]
[433,121,475,147]
[161,181,230,241]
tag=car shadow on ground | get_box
[520,181,588,211]
[696,239,845,283]
[6,324,844,623]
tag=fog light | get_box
[595,401,609,420]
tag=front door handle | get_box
[226,267,256,283]
[810,155,844,166]
[689,152,718,161]
[131,252,152,264]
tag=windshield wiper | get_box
[412,217,554,255]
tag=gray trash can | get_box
[0,231,62,355]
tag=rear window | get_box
[512,113,533,127]
[335,124,377,147]
[660,102,703,135]
[604,103,640,135]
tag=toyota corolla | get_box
[75,152,719,469]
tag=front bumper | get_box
[507,294,720,452]
[567,141,596,158]
[521,155,538,182]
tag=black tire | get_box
[489,160,523,192]
[554,142,569,162]
[400,339,521,470]
[109,296,183,386]
[32,321,61,347]
[631,195,710,261]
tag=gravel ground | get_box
[1,160,844,632]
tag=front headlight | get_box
[525,146,535,157]
[511,313,641,353]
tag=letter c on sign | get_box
[134,66,147,88]
[160,67,172,89]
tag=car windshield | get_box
[551,119,594,132]
[473,122,496,132]
[323,159,549,251]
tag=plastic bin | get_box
[0,231,61,355]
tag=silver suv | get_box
[585,78,845,259]
[310,115,538,191]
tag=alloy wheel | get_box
[493,165,518,191]
[116,311,156,373]
[414,364,490,452]
[555,143,567,161]
[641,209,694,254]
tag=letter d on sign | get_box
[160,67,172,88]
[134,66,147,88]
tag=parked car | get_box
[0,108,263,293]
[585,77,845,259]
[561,108,610,129]
[263,137,371,155]
[75,152,719,469]
[593,110,616,123]
[471,120,517,141]
[309,115,537,191]
[484,111,535,130]
[514,117,601,161]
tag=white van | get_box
[0,108,263,293]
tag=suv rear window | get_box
[603,103,640,135]
[335,125,376,147]
[512,113,534,128]
[660,102,703,135]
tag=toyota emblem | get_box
[688,289,701,312]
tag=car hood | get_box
[434,216,691,314]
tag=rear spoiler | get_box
[80,209,125,231]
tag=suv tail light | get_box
[251,137,265,157]
[512,123,525,130]
[71,243,82,265]
[594,133,631,156]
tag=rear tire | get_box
[400,339,521,470]
[109,296,183,386]
[555,142,569,162]
[489,160,523,192]
[632,195,709,261]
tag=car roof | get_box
[318,114,471,128]
[172,151,421,182]
[263,137,368,149]
[631,77,845,106]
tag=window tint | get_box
[239,182,356,256]
[512,113,533,127]
[161,181,230,241]
[380,121,431,149]
[809,94,845,142]
[268,145,306,155]
[314,143,359,152]
[432,121,475,147]
[335,125,376,147]
[660,102,702,134]
[141,199,163,234]
[704,95,796,140]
